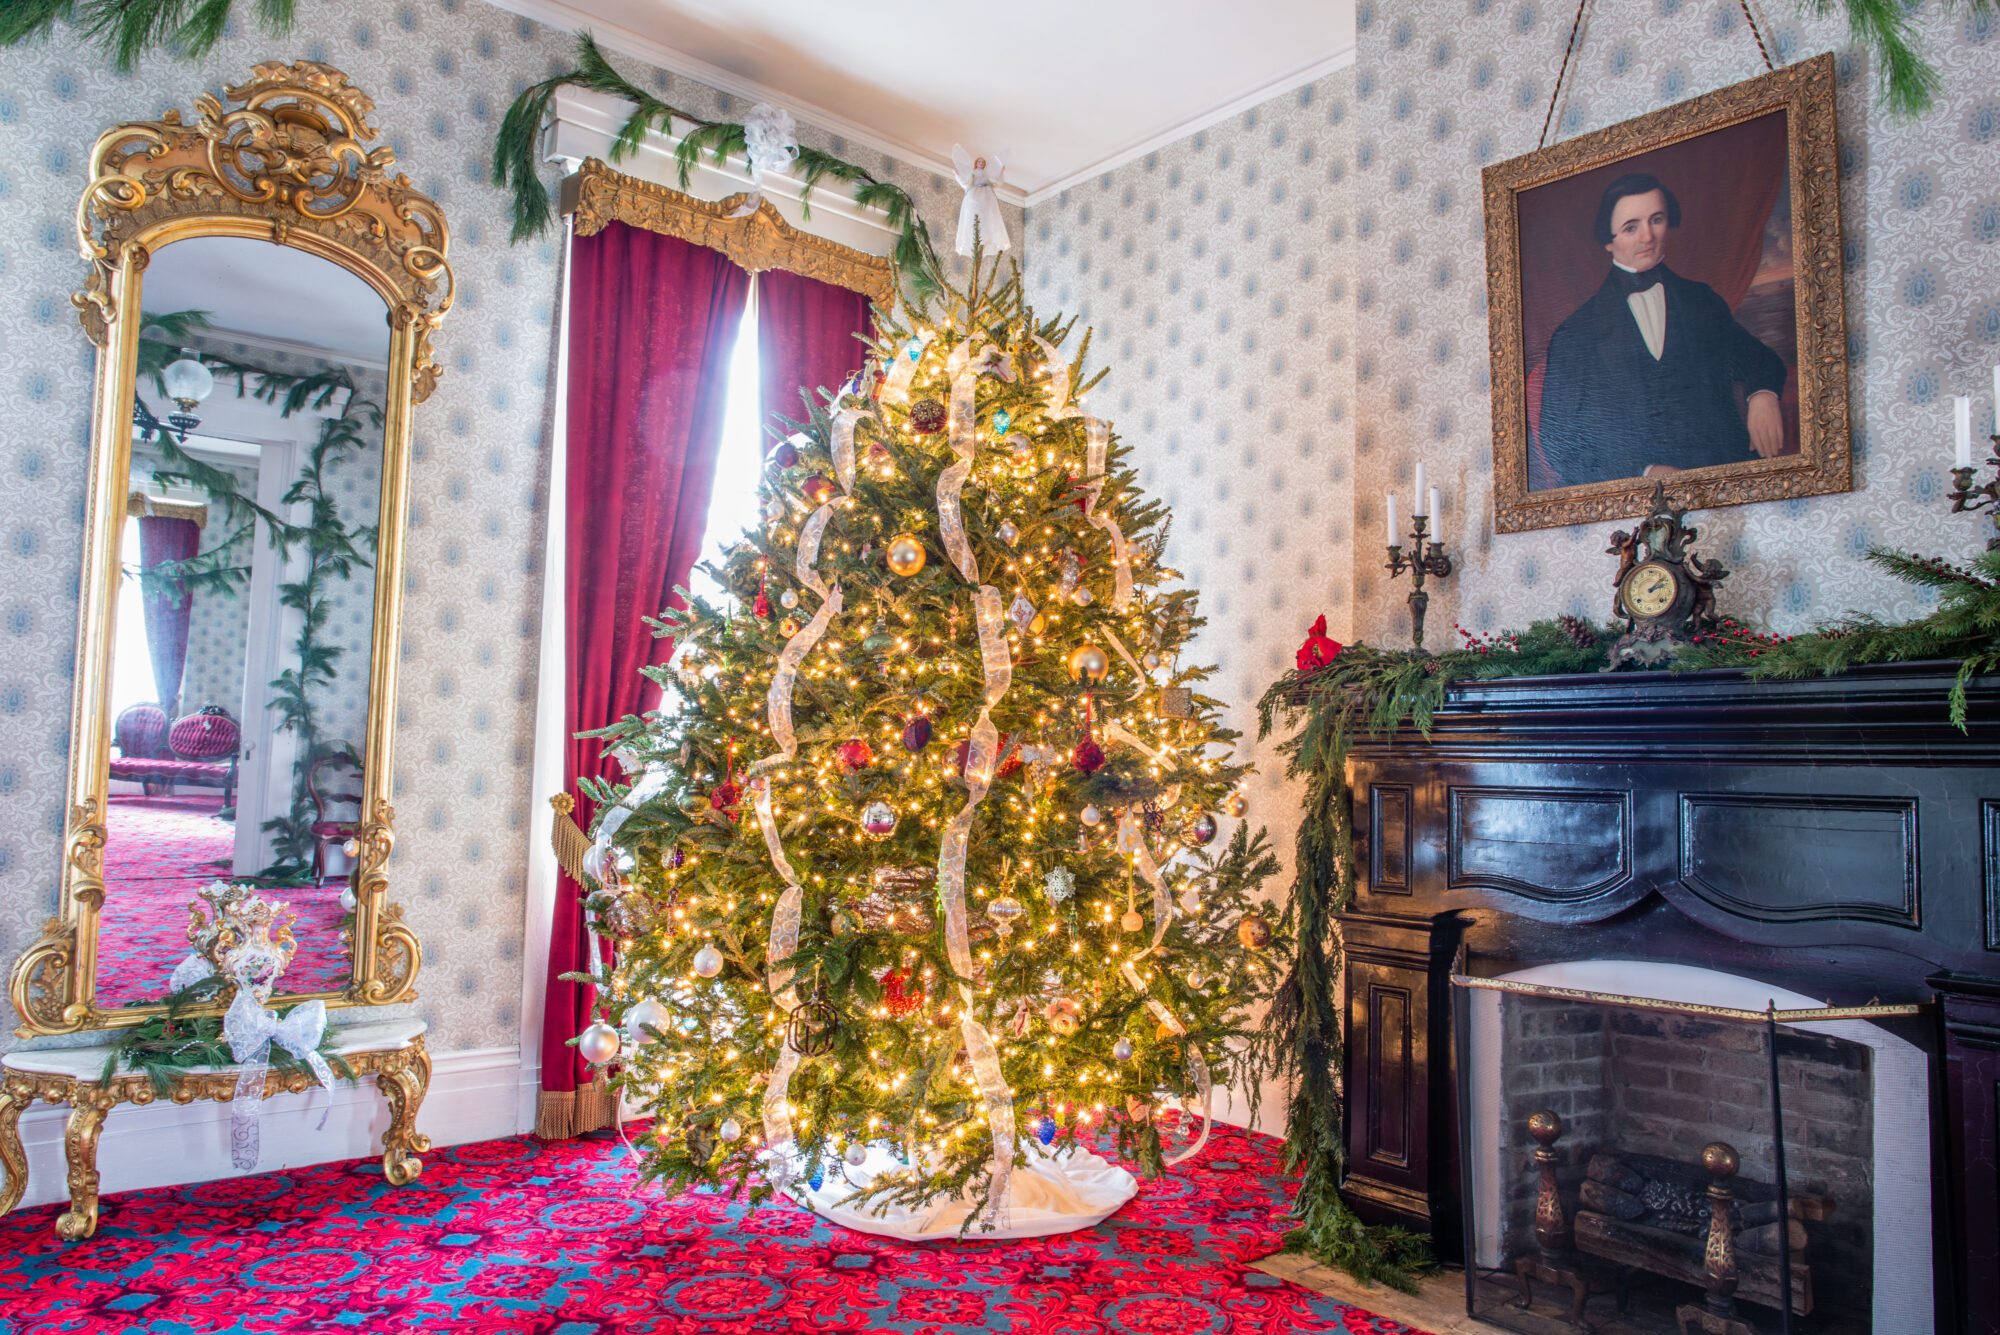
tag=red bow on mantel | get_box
[1296,615,1343,673]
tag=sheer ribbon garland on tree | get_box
[570,257,1286,1241]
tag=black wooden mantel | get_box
[1331,660,2000,1334]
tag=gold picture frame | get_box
[9,62,448,1036]
[1483,55,1849,533]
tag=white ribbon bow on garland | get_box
[223,989,335,1170]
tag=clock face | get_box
[1623,562,1680,619]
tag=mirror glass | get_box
[99,235,388,1008]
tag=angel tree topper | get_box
[951,145,1009,256]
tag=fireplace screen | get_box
[1450,971,1923,1335]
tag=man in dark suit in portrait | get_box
[1535,172,1786,487]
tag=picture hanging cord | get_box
[1540,0,1781,149]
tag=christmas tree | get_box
[572,259,1284,1232]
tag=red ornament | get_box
[802,473,835,504]
[1071,738,1105,774]
[1295,614,1344,673]
[953,734,1022,780]
[910,398,947,433]
[881,967,926,1018]
[837,739,875,773]
[753,575,770,619]
[708,781,742,821]
[1063,476,1093,514]
[770,442,799,470]
[901,716,932,752]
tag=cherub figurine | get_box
[1606,529,1640,621]
[951,145,1010,256]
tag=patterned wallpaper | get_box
[1023,74,1360,981]
[1345,0,2000,643]
[1026,2,2000,846]
[0,0,985,1060]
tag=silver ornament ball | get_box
[845,1142,868,1166]
[1080,805,1102,827]
[780,588,798,609]
[1112,1037,1134,1062]
[625,996,671,1043]
[718,1117,742,1143]
[577,1020,622,1065]
[692,945,724,978]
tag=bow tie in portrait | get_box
[1610,265,1665,295]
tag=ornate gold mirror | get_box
[9,62,449,1036]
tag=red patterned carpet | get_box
[0,1122,1433,1334]
[97,795,350,1004]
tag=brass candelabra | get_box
[1385,514,1454,651]
[1949,435,2000,550]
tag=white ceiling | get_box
[486,0,1358,203]
[140,236,389,366]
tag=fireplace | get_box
[1329,663,2000,1333]
[1458,961,1930,1332]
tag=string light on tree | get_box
[564,255,1284,1240]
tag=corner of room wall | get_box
[1023,68,1361,1134]
[1349,0,2000,645]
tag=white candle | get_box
[1385,493,1399,547]
[1955,396,1974,470]
[1413,462,1428,509]
[1429,488,1442,537]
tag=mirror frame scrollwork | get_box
[9,62,450,1037]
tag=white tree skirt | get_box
[781,1142,1139,1241]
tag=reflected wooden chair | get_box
[307,752,364,883]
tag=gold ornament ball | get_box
[1066,643,1110,684]
[1237,915,1272,950]
[779,616,801,637]
[1120,908,1146,933]
[1223,791,1249,818]
[886,533,927,577]
[1050,1013,1080,1037]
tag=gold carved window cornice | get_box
[561,158,897,307]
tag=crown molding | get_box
[480,0,1357,209]
[478,0,1026,205]
[1019,43,1358,206]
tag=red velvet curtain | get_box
[756,268,875,442]
[539,221,750,1138]
[136,514,200,719]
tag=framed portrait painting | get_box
[1483,54,1850,532]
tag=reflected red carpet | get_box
[0,1122,1432,1334]
[97,795,349,1005]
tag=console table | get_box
[0,1017,431,1239]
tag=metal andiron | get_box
[1385,513,1453,652]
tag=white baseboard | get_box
[6,1046,537,1213]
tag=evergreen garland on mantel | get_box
[1253,543,2000,1287]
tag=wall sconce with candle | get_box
[1385,462,1454,652]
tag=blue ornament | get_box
[1036,1115,1057,1146]
[905,339,923,362]
[808,1167,824,1191]
[993,409,1012,436]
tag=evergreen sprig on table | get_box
[107,976,355,1097]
